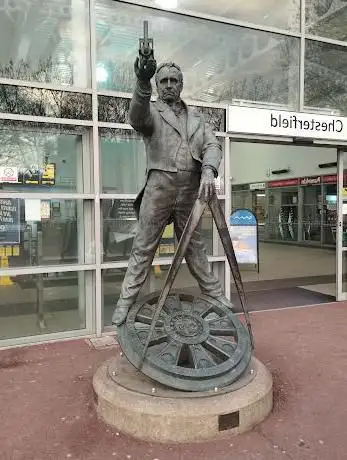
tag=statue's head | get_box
[155,62,183,103]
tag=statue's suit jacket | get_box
[128,81,222,218]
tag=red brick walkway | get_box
[1,302,346,460]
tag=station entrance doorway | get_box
[229,140,347,311]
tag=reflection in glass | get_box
[101,128,225,195]
[0,126,84,193]
[189,106,226,132]
[102,198,137,261]
[0,271,86,340]
[103,262,225,326]
[303,185,321,243]
[305,41,347,116]
[100,129,146,194]
[342,158,347,248]
[95,1,299,107]
[101,199,214,261]
[266,187,299,241]
[97,96,225,131]
[322,183,337,246]
[306,0,347,41]
[0,199,88,268]
[156,0,299,31]
[0,85,92,120]
[0,0,90,87]
[98,97,130,124]
[343,251,347,292]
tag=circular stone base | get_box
[93,355,273,443]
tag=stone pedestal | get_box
[93,355,273,443]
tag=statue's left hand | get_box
[198,168,216,202]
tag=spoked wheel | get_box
[117,292,252,392]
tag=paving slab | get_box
[0,302,346,460]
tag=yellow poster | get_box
[155,224,175,257]
[41,164,56,185]
[162,223,174,238]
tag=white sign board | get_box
[249,182,266,190]
[228,106,347,141]
[0,166,18,183]
[25,199,41,222]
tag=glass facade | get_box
[0,0,345,345]
[0,0,90,87]
[305,40,347,115]
[232,177,341,247]
[95,1,300,107]
[231,142,339,247]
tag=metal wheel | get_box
[117,292,252,392]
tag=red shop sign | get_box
[268,179,299,188]
[321,174,347,184]
[323,175,337,183]
[300,176,321,186]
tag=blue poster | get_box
[229,209,258,264]
[0,198,20,245]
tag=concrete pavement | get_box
[0,302,346,460]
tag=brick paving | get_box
[0,302,346,460]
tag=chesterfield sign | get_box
[228,106,347,141]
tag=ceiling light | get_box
[318,162,337,169]
[155,0,178,9]
[271,168,290,175]
[96,64,108,83]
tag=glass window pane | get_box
[265,186,299,241]
[322,182,337,246]
[0,124,87,193]
[304,40,347,116]
[0,85,92,120]
[100,129,146,194]
[143,0,300,31]
[95,1,300,108]
[0,0,90,87]
[0,271,87,340]
[0,199,91,267]
[343,251,347,292]
[101,127,224,195]
[101,199,215,262]
[302,185,321,243]
[342,251,347,292]
[102,198,137,262]
[98,97,226,132]
[103,262,225,326]
[306,0,347,41]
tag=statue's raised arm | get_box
[129,21,157,134]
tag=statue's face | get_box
[156,67,183,103]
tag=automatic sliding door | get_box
[336,149,347,301]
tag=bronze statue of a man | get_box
[112,54,230,326]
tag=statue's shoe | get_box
[111,305,130,326]
[204,293,234,310]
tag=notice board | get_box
[0,198,20,245]
[229,209,258,266]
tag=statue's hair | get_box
[155,62,183,84]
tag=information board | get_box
[229,209,258,266]
[0,167,18,183]
[157,223,175,256]
[18,163,56,186]
[113,199,137,221]
[0,198,20,244]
